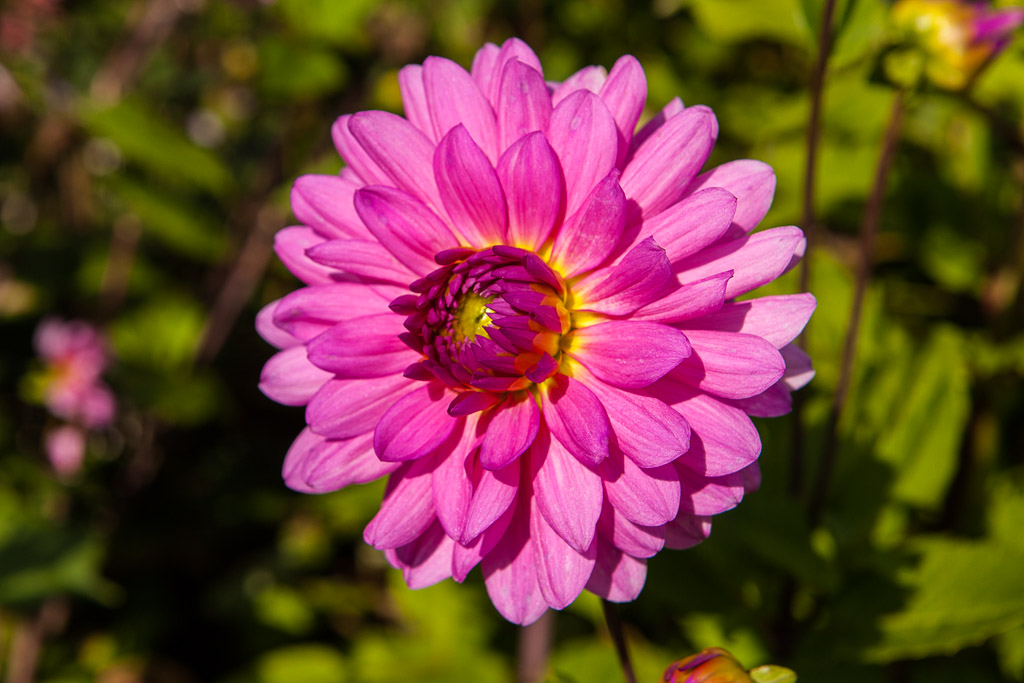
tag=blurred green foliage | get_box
[2,0,1024,681]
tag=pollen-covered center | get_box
[391,245,572,403]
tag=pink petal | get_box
[683,159,776,237]
[671,329,785,400]
[585,541,647,603]
[454,498,517,582]
[676,463,759,516]
[305,239,416,285]
[730,380,792,418]
[434,125,508,247]
[374,383,459,462]
[389,521,455,589]
[631,272,731,324]
[781,343,815,391]
[549,170,625,279]
[531,428,604,553]
[576,369,691,469]
[354,186,460,274]
[364,457,438,549]
[482,499,548,625]
[272,283,396,342]
[496,59,552,153]
[291,173,370,240]
[627,97,684,158]
[602,449,681,526]
[464,456,520,543]
[539,374,610,466]
[489,38,545,104]
[423,56,498,162]
[678,293,816,348]
[569,321,691,389]
[46,425,85,478]
[432,415,478,540]
[530,495,597,609]
[664,513,712,550]
[572,237,673,315]
[551,65,607,107]
[398,65,434,140]
[305,433,401,491]
[470,42,501,93]
[497,131,564,251]
[306,374,418,439]
[598,503,665,558]
[598,55,647,167]
[479,392,540,470]
[256,300,299,350]
[259,346,332,407]
[547,90,618,220]
[636,187,737,263]
[620,106,716,225]
[331,115,390,186]
[306,314,418,378]
[674,225,806,299]
[274,227,333,285]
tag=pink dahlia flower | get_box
[259,39,815,625]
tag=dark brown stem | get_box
[517,610,554,683]
[602,600,637,683]
[809,90,906,526]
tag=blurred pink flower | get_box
[45,424,86,479]
[34,317,115,429]
[259,39,814,624]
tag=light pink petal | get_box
[540,374,610,466]
[348,111,444,213]
[364,457,438,549]
[482,499,548,625]
[602,449,681,526]
[781,343,815,391]
[304,433,401,491]
[479,393,540,470]
[576,369,690,469]
[497,131,564,251]
[306,314,418,378]
[674,226,806,299]
[598,55,647,167]
[489,38,545,104]
[271,283,395,342]
[530,496,597,610]
[585,542,647,603]
[354,186,460,274]
[572,237,673,315]
[627,97,684,158]
[46,425,85,478]
[471,42,501,92]
[389,521,455,589]
[653,379,761,477]
[620,106,716,225]
[631,272,731,324]
[283,427,327,493]
[671,329,785,400]
[676,463,760,516]
[635,187,737,263]
[306,374,417,439]
[683,159,776,237]
[551,65,607,106]
[678,293,817,348]
[497,59,552,152]
[79,385,115,428]
[432,415,478,540]
[434,125,508,247]
[598,503,665,558]
[331,115,390,186]
[531,429,604,553]
[423,56,499,162]
[291,173,370,240]
[274,227,334,285]
[664,513,712,550]
[259,346,332,407]
[256,300,299,350]
[569,321,691,389]
[398,65,434,140]
[464,456,520,543]
[306,239,416,285]
[547,90,619,219]
[374,383,459,462]
[549,170,625,279]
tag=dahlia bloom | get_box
[259,39,815,625]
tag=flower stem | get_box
[602,599,637,683]
[809,89,906,526]
[518,611,554,683]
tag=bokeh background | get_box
[3,0,1024,681]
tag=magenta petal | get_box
[674,225,805,299]
[620,106,716,224]
[781,343,815,391]
[306,314,418,378]
[489,38,545,104]
[671,329,785,400]
[664,513,712,550]
[464,457,520,543]
[676,463,757,516]
[598,55,647,167]
[628,97,685,158]
[479,393,540,470]
[585,541,647,603]
[307,375,417,439]
[497,132,564,251]
[602,449,681,526]
[577,370,690,468]
[730,380,792,418]
[684,159,776,237]
[305,433,401,491]
[570,321,691,389]
[549,170,625,279]
[540,374,610,466]
[259,346,332,407]
[632,272,731,324]
[573,237,673,315]
[331,115,389,186]
[531,429,603,553]
[398,64,434,140]
[274,227,334,285]
[423,56,499,162]
[272,283,397,342]
[291,173,370,240]
[306,239,416,285]
[482,499,548,625]
[434,125,508,247]
[470,42,501,94]
[348,111,444,213]
[454,494,517,581]
[256,300,299,350]
[390,521,455,589]
[680,294,817,349]
[282,428,324,493]
[598,503,665,558]
[497,59,552,153]
[530,496,596,609]
[374,383,459,462]
[637,187,737,263]
[432,415,477,540]
[354,186,460,274]
[364,457,438,549]
[547,90,619,220]
[551,65,607,106]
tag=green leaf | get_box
[256,644,348,683]
[750,664,799,683]
[274,0,378,47]
[686,0,813,47]
[257,38,348,100]
[109,296,205,372]
[0,526,119,605]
